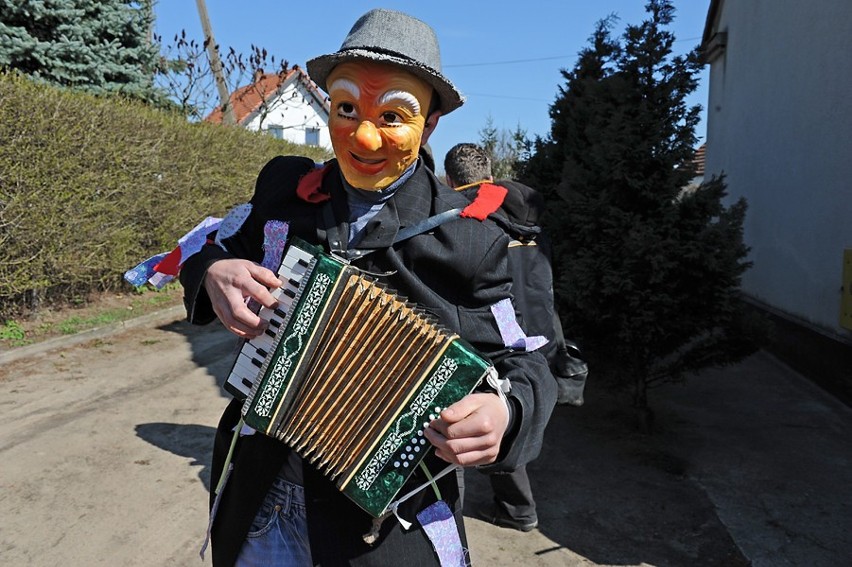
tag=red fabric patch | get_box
[296,165,332,203]
[152,246,183,276]
[460,183,508,220]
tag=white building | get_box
[207,66,331,149]
[701,0,852,398]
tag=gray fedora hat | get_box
[306,9,465,115]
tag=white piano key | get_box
[280,259,308,278]
[286,245,315,267]
[248,331,276,355]
[236,350,265,371]
[230,354,262,383]
[280,251,308,274]
[257,307,276,323]
[225,242,316,400]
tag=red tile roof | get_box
[693,144,706,177]
[206,66,329,125]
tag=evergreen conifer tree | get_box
[0,0,162,103]
[520,0,758,411]
[478,115,529,180]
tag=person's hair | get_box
[444,143,492,187]
[427,91,441,119]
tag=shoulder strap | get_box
[394,183,509,244]
[393,208,463,244]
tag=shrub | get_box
[0,71,330,317]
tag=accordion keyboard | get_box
[223,244,316,399]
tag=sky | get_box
[152,1,711,171]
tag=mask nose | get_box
[354,121,382,152]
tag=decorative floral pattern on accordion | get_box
[354,357,459,491]
[253,272,332,418]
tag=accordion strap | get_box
[392,184,507,245]
[327,206,467,262]
[325,181,501,261]
[393,208,464,244]
[393,186,505,244]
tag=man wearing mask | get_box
[180,9,555,566]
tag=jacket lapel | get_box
[355,162,436,250]
[316,160,444,255]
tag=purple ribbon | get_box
[261,220,289,271]
[416,500,466,567]
[490,298,548,351]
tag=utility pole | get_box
[195,0,236,125]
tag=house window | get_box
[266,125,284,139]
[305,128,320,146]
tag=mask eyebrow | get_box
[378,90,420,115]
[328,78,360,100]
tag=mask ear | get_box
[421,110,442,144]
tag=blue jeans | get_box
[235,477,312,566]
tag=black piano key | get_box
[283,288,296,299]
[242,378,253,388]
[250,357,263,368]
[274,307,287,318]
[297,258,309,267]
[255,348,269,358]
[265,328,276,338]
[269,318,281,328]
[288,278,300,288]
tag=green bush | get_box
[0,71,330,317]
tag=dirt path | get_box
[3,312,850,566]
[1,318,228,566]
[0,316,590,566]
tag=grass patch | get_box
[0,284,184,350]
[0,320,28,346]
[58,310,128,335]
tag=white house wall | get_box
[704,1,852,340]
[243,80,331,149]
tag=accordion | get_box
[224,237,496,517]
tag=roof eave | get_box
[699,0,727,64]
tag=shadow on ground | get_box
[135,321,235,495]
[464,384,750,567]
[156,319,237,396]
[136,422,217,492]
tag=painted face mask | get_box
[326,61,435,190]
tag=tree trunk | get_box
[633,363,655,433]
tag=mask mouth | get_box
[351,153,384,165]
[346,152,387,175]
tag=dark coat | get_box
[457,179,593,377]
[180,157,556,566]
[458,180,560,366]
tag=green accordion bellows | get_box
[241,237,495,517]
